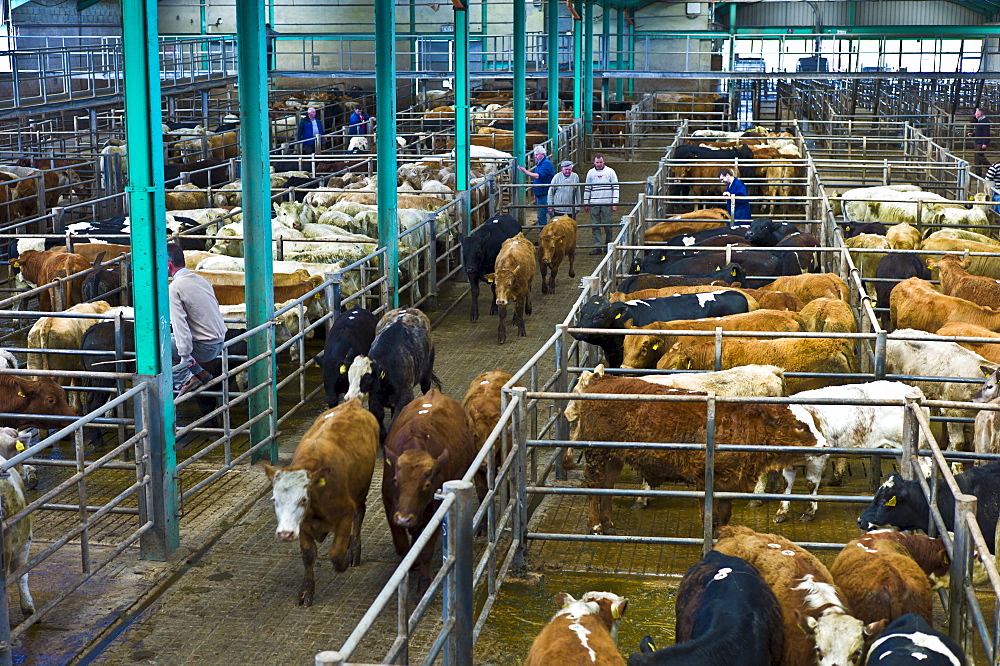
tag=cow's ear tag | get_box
[612,605,621,619]
[614,313,622,319]
[380,370,386,379]
[886,496,896,507]
[658,256,665,262]
[17,391,25,398]
[339,364,347,374]
[731,267,738,276]
[15,441,25,452]
[652,342,660,350]
[317,477,326,487]
[715,266,721,271]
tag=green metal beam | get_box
[456,5,470,205]
[601,3,610,104]
[514,0,526,215]
[547,0,559,158]
[235,0,276,464]
[376,0,399,307]
[584,0,594,136]
[121,0,178,560]
[573,0,582,120]
[615,7,623,101]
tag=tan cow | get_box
[11,250,92,312]
[537,214,577,295]
[643,208,730,243]
[524,591,628,666]
[487,232,535,344]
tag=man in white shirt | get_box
[167,243,228,395]
[583,154,620,254]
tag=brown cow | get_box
[0,375,76,428]
[537,214,577,295]
[754,273,850,304]
[524,591,629,666]
[714,526,883,666]
[643,208,730,243]
[263,398,379,606]
[11,250,92,312]
[210,277,321,306]
[577,375,826,534]
[51,243,131,265]
[930,254,1000,308]
[461,369,514,452]
[382,389,483,591]
[487,232,535,344]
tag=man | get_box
[297,107,324,154]
[167,243,227,396]
[968,107,991,177]
[348,106,371,136]
[719,168,751,225]
[517,145,555,226]
[583,153,619,254]
[548,160,581,218]
[988,160,1000,216]
[265,23,279,71]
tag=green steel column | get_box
[627,11,634,96]
[584,0,593,136]
[121,0,178,559]
[547,0,559,157]
[573,1,582,119]
[514,0,526,210]
[601,4,610,103]
[376,0,399,306]
[615,8,623,101]
[455,4,470,202]
[410,0,417,73]
[236,0,277,464]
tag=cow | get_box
[714,525,884,666]
[526,591,629,666]
[571,291,755,367]
[755,273,850,305]
[457,213,522,322]
[615,264,746,295]
[461,369,514,453]
[865,614,967,666]
[858,463,1000,555]
[890,277,1000,334]
[743,218,801,246]
[636,250,798,288]
[626,551,783,666]
[0,449,34,620]
[382,389,481,592]
[263,399,379,606]
[930,254,1000,308]
[673,144,755,163]
[874,254,932,330]
[537,215,577,295]
[0,375,76,429]
[345,308,439,438]
[843,221,888,238]
[576,375,827,535]
[82,263,124,307]
[643,208,731,243]
[640,235,750,268]
[0,427,37,490]
[11,249,92,311]
[797,297,857,334]
[486,232,535,344]
[759,382,928,524]
[321,307,377,407]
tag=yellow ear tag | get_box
[15,442,25,452]
[658,256,665,262]
[487,276,494,283]
[652,343,660,350]
[731,268,738,276]
[612,605,621,619]
[339,364,347,374]
[380,370,386,379]
[714,266,721,271]
[317,477,326,487]
[886,496,896,507]
[614,313,622,319]
[17,391,25,398]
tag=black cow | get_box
[775,232,820,273]
[486,120,548,133]
[857,463,1000,554]
[212,123,239,133]
[572,291,754,367]
[615,263,746,295]
[635,250,798,288]
[163,120,203,131]
[843,221,888,238]
[865,614,966,666]
[643,235,750,268]
[164,158,230,189]
[82,264,123,306]
[321,307,377,407]
[673,144,755,162]
[743,218,800,246]
[348,308,440,438]
[874,253,931,330]
[627,551,783,666]
[457,213,522,322]
[658,225,750,248]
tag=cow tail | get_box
[431,372,443,391]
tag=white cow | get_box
[0,442,34,618]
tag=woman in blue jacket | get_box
[719,168,751,225]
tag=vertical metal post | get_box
[900,397,919,481]
[442,480,474,666]
[376,0,400,308]
[572,2,582,120]
[513,0,526,214]
[949,493,976,645]
[547,0,560,158]
[236,0,277,464]
[511,386,529,573]
[614,7,623,101]
[601,4,610,105]
[554,324,570,481]
[702,392,716,555]
[0,472,12,666]
[584,2,594,137]
[121,0,178,559]
[455,2,470,202]
[323,273,343,331]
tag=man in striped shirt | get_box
[583,154,620,254]
[987,160,1000,215]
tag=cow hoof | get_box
[631,499,649,510]
[828,474,844,487]
[773,514,789,524]
[297,588,314,607]
[799,513,816,522]
[746,499,763,508]
[332,558,348,572]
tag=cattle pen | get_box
[5,6,1000,666]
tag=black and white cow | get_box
[858,462,1000,554]
[321,307,377,407]
[865,614,966,666]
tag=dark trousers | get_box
[974,145,991,175]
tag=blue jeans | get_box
[535,194,549,226]
[171,336,224,391]
[993,193,1000,217]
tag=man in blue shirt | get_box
[719,168,751,225]
[517,145,555,226]
[348,106,370,136]
[297,107,323,154]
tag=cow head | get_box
[718,262,746,285]
[577,296,616,331]
[580,591,628,642]
[621,334,666,370]
[457,234,485,279]
[745,217,778,245]
[11,377,77,425]
[857,473,923,532]
[345,355,378,401]
[971,366,1000,403]
[798,609,885,666]
[490,268,519,306]
[388,448,449,529]
[735,145,755,161]
[264,465,320,543]
[537,233,563,268]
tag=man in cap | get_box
[297,106,324,154]
[548,159,581,218]
[517,144,555,226]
